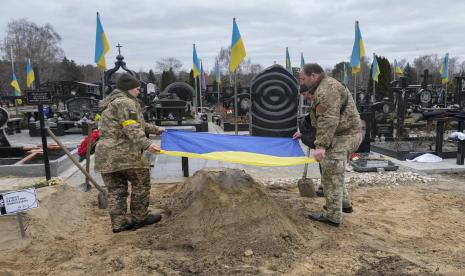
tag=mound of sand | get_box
[153,168,305,258]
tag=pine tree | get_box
[147,69,156,84]
[160,70,168,91]
[403,63,417,84]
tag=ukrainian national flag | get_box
[300,52,305,68]
[394,59,403,76]
[286,47,292,74]
[94,12,110,72]
[26,59,35,88]
[193,44,201,78]
[440,53,449,84]
[350,21,365,74]
[229,18,246,72]
[160,130,316,166]
[10,73,22,104]
[372,53,380,83]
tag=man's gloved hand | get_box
[313,148,326,161]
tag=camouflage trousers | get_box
[101,168,151,229]
[321,133,362,223]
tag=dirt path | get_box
[0,170,464,275]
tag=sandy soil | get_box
[0,169,464,275]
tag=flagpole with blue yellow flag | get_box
[160,130,316,166]
[440,53,449,84]
[350,21,365,104]
[393,59,403,80]
[94,12,110,98]
[286,47,292,74]
[193,44,201,113]
[229,18,246,135]
[371,53,380,102]
[440,53,449,104]
[26,58,35,89]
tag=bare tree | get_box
[0,18,64,83]
[155,57,183,73]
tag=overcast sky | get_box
[1,0,464,72]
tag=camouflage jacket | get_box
[309,75,361,150]
[94,89,161,173]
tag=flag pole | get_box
[199,59,203,113]
[234,71,238,135]
[101,70,105,99]
[217,73,220,113]
[194,76,198,114]
[354,73,357,104]
[10,48,19,116]
[372,76,376,103]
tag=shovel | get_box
[47,128,108,209]
[297,148,316,197]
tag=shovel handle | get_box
[47,128,106,195]
[302,147,311,179]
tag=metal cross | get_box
[116,43,123,55]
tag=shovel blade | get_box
[78,182,92,192]
[297,178,316,197]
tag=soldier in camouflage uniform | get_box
[294,63,362,227]
[95,73,164,233]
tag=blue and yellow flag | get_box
[229,18,246,72]
[350,21,365,75]
[11,73,22,104]
[26,59,35,88]
[285,47,292,74]
[300,52,305,68]
[371,53,380,83]
[192,44,201,78]
[439,53,449,84]
[160,130,316,166]
[94,12,110,72]
[215,59,221,84]
[394,59,403,76]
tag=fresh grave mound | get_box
[154,168,306,259]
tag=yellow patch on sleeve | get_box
[122,119,138,127]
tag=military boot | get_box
[112,221,135,233]
[133,213,162,229]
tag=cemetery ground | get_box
[0,167,465,275]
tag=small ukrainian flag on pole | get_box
[286,47,292,74]
[440,53,449,84]
[192,44,201,78]
[26,59,35,89]
[229,18,246,72]
[94,12,110,72]
[350,21,365,75]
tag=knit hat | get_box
[116,73,140,91]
